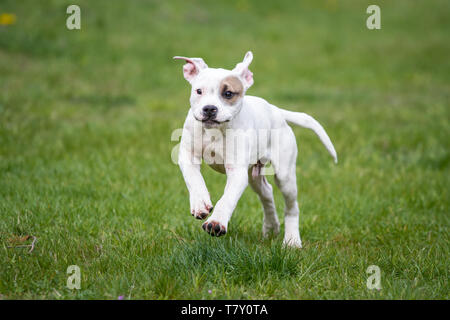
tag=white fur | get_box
[175,51,337,248]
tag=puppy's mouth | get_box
[202,119,221,125]
[195,117,230,125]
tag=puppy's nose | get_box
[202,105,218,118]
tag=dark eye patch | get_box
[219,76,243,105]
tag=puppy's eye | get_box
[223,91,234,99]
[196,89,202,95]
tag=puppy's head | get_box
[174,51,254,128]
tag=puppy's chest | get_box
[201,133,226,160]
[199,129,262,174]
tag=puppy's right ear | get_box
[173,56,208,83]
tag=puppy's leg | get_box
[202,166,248,236]
[272,129,302,248]
[179,142,213,220]
[248,172,280,237]
[275,170,302,248]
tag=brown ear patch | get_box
[219,76,244,105]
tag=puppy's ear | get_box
[173,56,208,83]
[233,51,253,90]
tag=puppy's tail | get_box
[280,109,338,163]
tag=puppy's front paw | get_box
[190,196,213,220]
[202,220,227,237]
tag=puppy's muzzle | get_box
[202,105,218,120]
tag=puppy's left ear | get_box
[233,51,254,90]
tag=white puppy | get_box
[174,51,337,248]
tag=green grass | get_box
[0,0,449,299]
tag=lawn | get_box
[0,0,448,299]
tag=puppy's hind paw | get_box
[262,221,280,238]
[202,220,227,237]
[283,237,302,249]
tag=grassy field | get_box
[0,0,449,299]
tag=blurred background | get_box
[0,0,448,299]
